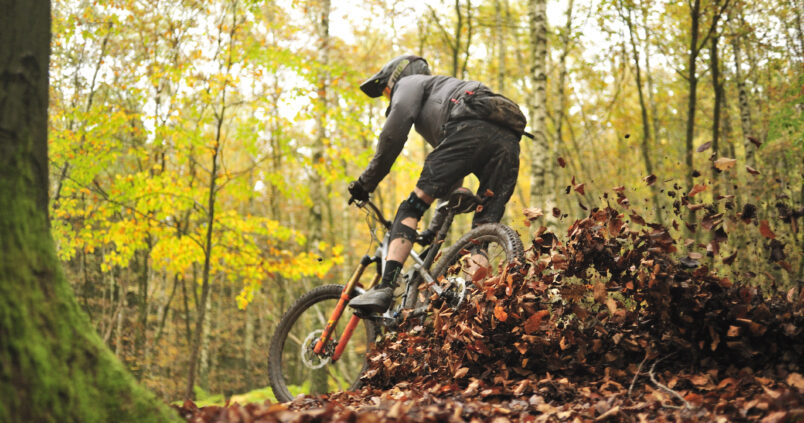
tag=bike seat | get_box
[447,187,482,214]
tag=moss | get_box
[0,143,181,422]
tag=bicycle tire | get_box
[405,223,524,309]
[268,284,377,402]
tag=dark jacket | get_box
[358,74,486,192]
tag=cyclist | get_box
[347,55,524,314]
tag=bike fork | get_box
[313,255,377,356]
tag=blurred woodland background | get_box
[49,0,802,401]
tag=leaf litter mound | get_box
[178,187,803,422]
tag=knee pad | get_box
[390,192,431,242]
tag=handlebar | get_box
[353,198,392,230]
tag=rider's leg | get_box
[386,187,434,263]
[348,188,433,313]
[467,124,521,277]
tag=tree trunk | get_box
[494,0,506,93]
[185,0,241,400]
[197,280,213,391]
[621,0,664,225]
[710,28,723,202]
[309,0,330,248]
[684,0,702,234]
[0,1,179,421]
[309,0,331,396]
[528,0,549,209]
[243,305,254,388]
[730,19,756,167]
[641,3,661,146]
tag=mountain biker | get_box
[347,54,525,314]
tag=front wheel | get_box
[268,284,376,402]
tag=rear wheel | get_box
[268,284,376,402]
[407,223,524,309]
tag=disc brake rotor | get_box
[300,330,331,370]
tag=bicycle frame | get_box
[312,197,458,362]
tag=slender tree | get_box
[528,0,549,210]
[619,0,664,224]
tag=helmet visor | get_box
[359,71,386,98]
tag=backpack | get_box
[448,87,534,139]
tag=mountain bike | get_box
[267,187,525,402]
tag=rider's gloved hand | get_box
[416,228,436,246]
[347,180,370,205]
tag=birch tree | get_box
[528,0,549,209]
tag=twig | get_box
[648,360,693,410]
[628,353,650,399]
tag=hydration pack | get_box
[448,87,533,139]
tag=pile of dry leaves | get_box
[177,185,803,422]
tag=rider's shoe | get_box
[348,286,394,314]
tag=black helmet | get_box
[359,55,429,98]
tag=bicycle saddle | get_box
[448,187,482,214]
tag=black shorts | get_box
[416,120,520,226]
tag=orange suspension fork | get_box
[332,272,380,362]
[313,256,373,354]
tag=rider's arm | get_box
[358,77,425,192]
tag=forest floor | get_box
[176,184,803,422]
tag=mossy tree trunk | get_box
[0,1,180,421]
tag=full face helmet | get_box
[359,55,430,98]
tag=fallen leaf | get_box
[697,141,712,152]
[523,207,544,221]
[688,184,707,197]
[746,165,760,175]
[786,373,804,390]
[524,310,550,334]
[494,305,508,322]
[759,220,776,239]
[714,157,737,171]
[558,157,567,168]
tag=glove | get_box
[416,228,436,246]
[347,180,370,205]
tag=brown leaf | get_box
[786,372,804,390]
[524,310,550,334]
[552,207,561,218]
[747,135,762,147]
[454,367,469,378]
[759,220,776,239]
[629,212,646,226]
[605,297,618,314]
[574,182,585,195]
[714,157,737,171]
[523,207,544,221]
[746,165,760,175]
[688,184,707,197]
[557,157,567,168]
[696,141,712,152]
[494,305,509,322]
[644,174,657,185]
[722,251,738,265]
